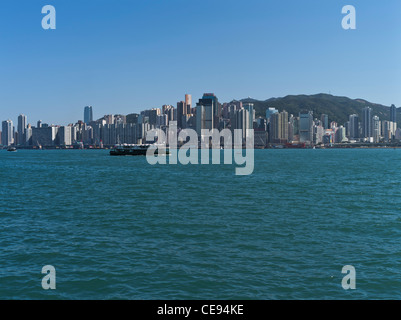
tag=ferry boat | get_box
[110,144,169,156]
[7,147,17,152]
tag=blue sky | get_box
[0,0,400,125]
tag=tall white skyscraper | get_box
[1,120,14,146]
[372,116,381,143]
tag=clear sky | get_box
[1,0,400,126]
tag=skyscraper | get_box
[270,111,288,143]
[243,103,255,131]
[335,126,347,143]
[196,94,219,134]
[372,116,381,143]
[266,108,278,123]
[299,111,313,143]
[362,107,372,138]
[390,104,397,123]
[177,101,186,128]
[84,106,93,125]
[185,94,192,114]
[349,114,359,139]
[1,120,14,146]
[196,104,213,135]
[18,114,27,145]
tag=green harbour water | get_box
[0,148,401,299]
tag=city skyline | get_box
[1,0,401,125]
[1,91,399,148]
[1,91,399,129]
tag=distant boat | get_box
[7,147,17,152]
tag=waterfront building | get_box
[395,128,401,140]
[372,116,381,143]
[232,107,250,140]
[17,114,27,145]
[196,94,219,135]
[101,123,140,146]
[382,120,397,142]
[349,114,359,140]
[322,132,333,145]
[243,103,255,131]
[299,111,313,143]
[335,126,347,143]
[31,126,59,147]
[26,124,32,146]
[197,93,220,130]
[362,107,372,139]
[313,125,324,144]
[177,101,186,128]
[1,120,14,146]
[270,110,288,143]
[59,126,73,146]
[254,128,268,147]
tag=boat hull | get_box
[110,145,169,156]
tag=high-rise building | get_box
[196,104,213,135]
[31,126,59,147]
[243,103,255,131]
[335,126,347,143]
[185,94,192,114]
[321,114,329,129]
[84,106,93,125]
[26,124,33,146]
[349,114,359,139]
[59,126,73,146]
[362,107,372,138]
[1,120,14,146]
[313,124,324,144]
[198,93,220,127]
[177,101,186,128]
[270,110,288,143]
[266,108,278,123]
[372,116,381,143]
[18,114,27,145]
[196,94,219,134]
[382,120,397,142]
[233,105,254,140]
[390,104,397,123]
[299,111,313,143]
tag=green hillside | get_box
[241,94,400,127]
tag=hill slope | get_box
[241,94,399,126]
